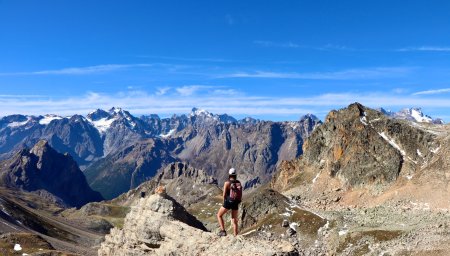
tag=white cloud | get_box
[397,46,450,52]
[0,64,153,76]
[412,88,450,95]
[253,41,356,51]
[156,87,171,95]
[254,40,301,48]
[175,85,213,96]
[1,90,449,121]
[222,67,412,80]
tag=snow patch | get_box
[160,129,175,138]
[14,244,22,251]
[312,172,320,184]
[417,149,423,157]
[88,117,116,133]
[360,116,368,125]
[338,229,348,236]
[39,115,63,125]
[7,118,30,128]
[411,108,432,123]
[378,132,406,156]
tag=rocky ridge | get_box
[0,140,103,208]
[99,191,297,256]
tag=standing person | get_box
[217,168,243,236]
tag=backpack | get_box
[229,180,242,202]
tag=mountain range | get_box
[0,106,443,200]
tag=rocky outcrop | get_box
[99,192,297,256]
[84,139,176,199]
[112,162,220,207]
[0,140,103,207]
[272,103,438,192]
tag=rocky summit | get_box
[0,140,103,208]
[272,103,439,194]
[99,192,297,256]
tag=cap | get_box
[228,168,236,175]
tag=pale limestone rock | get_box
[99,193,296,256]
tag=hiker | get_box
[217,168,242,236]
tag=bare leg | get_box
[217,207,228,231]
[231,209,239,236]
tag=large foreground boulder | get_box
[99,192,297,255]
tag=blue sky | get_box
[1,0,450,121]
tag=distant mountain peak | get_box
[0,140,103,207]
[379,106,444,124]
[189,107,212,117]
[109,107,123,114]
[87,109,110,121]
[300,113,320,122]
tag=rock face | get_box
[99,193,296,256]
[84,139,176,200]
[272,103,437,192]
[113,162,220,207]
[0,140,103,207]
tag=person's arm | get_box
[222,182,229,201]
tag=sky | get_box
[1,0,450,121]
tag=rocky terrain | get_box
[0,140,103,208]
[99,191,297,256]
[270,103,450,255]
[0,188,105,255]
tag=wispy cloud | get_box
[0,64,153,76]
[254,40,301,48]
[412,88,450,95]
[254,41,356,51]
[221,67,412,80]
[397,46,450,52]
[175,85,214,96]
[156,87,171,96]
[134,55,234,63]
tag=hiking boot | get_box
[218,230,227,237]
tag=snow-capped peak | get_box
[380,107,444,124]
[39,114,63,125]
[86,107,138,133]
[409,108,432,123]
[189,107,212,117]
[87,109,110,121]
[109,107,125,115]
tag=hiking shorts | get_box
[223,199,239,210]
